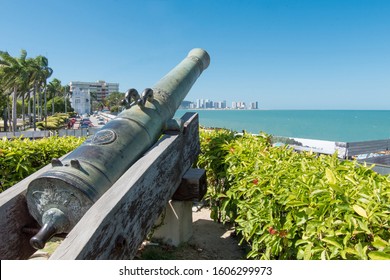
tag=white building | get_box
[69,80,119,102]
[70,88,91,115]
[196,99,202,109]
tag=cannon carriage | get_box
[0,48,209,259]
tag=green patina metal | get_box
[26,48,210,249]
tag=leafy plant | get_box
[197,129,390,260]
[0,136,85,192]
[36,114,68,130]
[196,128,235,221]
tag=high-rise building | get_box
[250,101,259,109]
[205,100,213,109]
[69,80,119,102]
[196,99,204,109]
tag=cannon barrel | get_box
[26,48,210,249]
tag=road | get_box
[72,114,110,129]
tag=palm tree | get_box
[0,50,30,133]
[47,78,62,115]
[19,80,32,130]
[90,91,99,112]
[0,84,8,131]
[0,51,53,132]
[63,85,70,113]
[29,55,53,130]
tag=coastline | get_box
[174,109,390,142]
[178,108,390,111]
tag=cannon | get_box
[26,48,210,249]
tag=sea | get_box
[174,110,390,143]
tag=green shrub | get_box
[0,136,85,192]
[197,130,390,260]
[196,129,235,221]
[36,115,68,130]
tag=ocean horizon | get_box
[174,109,390,143]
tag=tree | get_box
[47,78,63,115]
[35,56,52,126]
[89,91,102,112]
[0,84,8,131]
[105,92,125,109]
[0,50,53,132]
[0,50,30,132]
[28,55,53,130]
[62,85,71,113]
[46,96,71,113]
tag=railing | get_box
[273,136,390,174]
[0,130,53,139]
[0,127,101,139]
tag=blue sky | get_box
[1,0,390,109]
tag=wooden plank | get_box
[50,112,200,260]
[346,139,389,157]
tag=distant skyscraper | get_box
[196,99,201,109]
[235,102,246,109]
[250,101,259,109]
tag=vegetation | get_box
[0,136,85,192]
[2,125,389,260]
[197,129,390,260]
[0,49,71,132]
[90,91,125,113]
[35,113,69,130]
[0,49,125,129]
[105,92,125,109]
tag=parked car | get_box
[80,123,89,128]
[81,118,91,125]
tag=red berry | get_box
[268,227,278,235]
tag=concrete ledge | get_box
[152,200,193,247]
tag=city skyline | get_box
[181,98,259,110]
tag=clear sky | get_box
[1,0,389,109]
